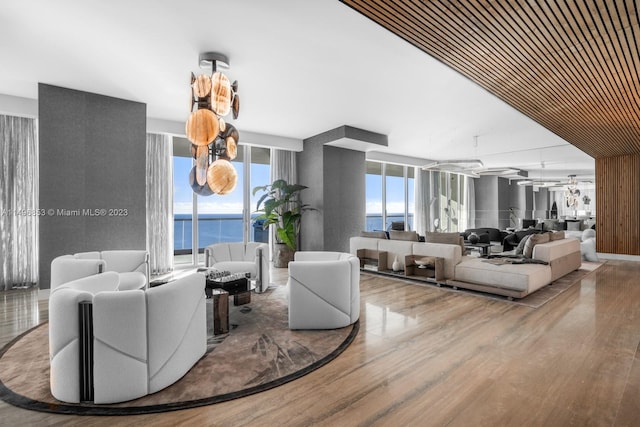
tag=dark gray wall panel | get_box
[534,188,550,219]
[474,176,498,228]
[38,84,146,289]
[298,140,366,252]
[298,138,324,251]
[323,146,365,252]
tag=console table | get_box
[404,255,445,282]
[357,249,388,272]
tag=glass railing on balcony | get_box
[174,214,268,256]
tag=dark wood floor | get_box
[1,260,640,426]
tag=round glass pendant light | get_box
[207,158,237,195]
[187,52,241,196]
[186,109,219,146]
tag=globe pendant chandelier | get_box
[186,52,240,196]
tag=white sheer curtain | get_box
[268,149,297,253]
[415,170,480,234]
[146,133,173,275]
[414,168,429,236]
[1,115,39,290]
[465,176,476,229]
[414,169,442,235]
[271,148,297,185]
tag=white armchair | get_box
[50,250,149,291]
[204,242,269,293]
[48,271,206,404]
[287,251,360,330]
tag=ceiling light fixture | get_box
[422,159,484,170]
[186,52,241,196]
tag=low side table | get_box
[210,289,229,335]
[464,242,493,257]
[205,272,253,306]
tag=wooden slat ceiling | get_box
[340,0,640,159]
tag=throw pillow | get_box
[389,230,419,241]
[581,237,598,262]
[549,230,565,241]
[523,233,550,258]
[515,234,531,255]
[360,230,388,239]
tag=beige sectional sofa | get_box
[349,234,582,299]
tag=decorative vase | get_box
[468,232,480,244]
[392,256,401,272]
[273,243,294,268]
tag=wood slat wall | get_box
[342,0,640,256]
[596,155,640,255]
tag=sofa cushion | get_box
[389,230,419,241]
[523,233,550,258]
[454,258,551,293]
[425,232,465,255]
[360,230,387,239]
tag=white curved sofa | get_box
[49,271,206,404]
[288,251,360,330]
[204,242,269,293]
[50,250,149,291]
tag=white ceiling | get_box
[0,0,594,182]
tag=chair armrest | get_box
[204,246,214,267]
[50,256,106,290]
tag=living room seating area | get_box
[350,229,582,299]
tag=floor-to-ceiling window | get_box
[173,150,194,265]
[195,145,245,264]
[436,172,466,233]
[173,138,270,266]
[366,162,383,231]
[249,147,271,243]
[366,161,414,231]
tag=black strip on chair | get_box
[78,301,94,402]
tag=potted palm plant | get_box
[253,179,314,267]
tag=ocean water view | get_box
[174,213,414,251]
[174,213,267,251]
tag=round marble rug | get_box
[0,286,358,415]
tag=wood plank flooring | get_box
[1,260,640,426]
